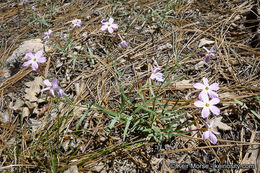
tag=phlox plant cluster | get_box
[22,17,131,99]
[193,77,221,144]
[21,6,221,146]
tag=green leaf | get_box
[251,110,260,119]
[64,95,74,105]
[119,85,132,105]
[123,116,133,141]
[107,116,120,135]
[76,103,93,130]
[133,96,158,114]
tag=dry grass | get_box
[0,0,260,172]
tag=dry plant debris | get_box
[0,0,260,172]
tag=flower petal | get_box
[35,51,43,59]
[150,74,156,80]
[209,98,220,105]
[209,83,219,91]
[155,76,164,82]
[209,119,215,127]
[208,90,218,98]
[209,105,220,115]
[23,60,32,67]
[108,27,113,33]
[193,83,205,90]
[58,89,65,97]
[37,56,46,63]
[155,73,163,78]
[211,53,217,59]
[203,131,209,140]
[50,89,55,97]
[31,62,38,71]
[100,25,107,31]
[202,107,210,118]
[43,79,52,87]
[153,67,161,73]
[200,92,209,103]
[119,41,128,48]
[51,78,59,86]
[209,132,217,144]
[41,87,50,92]
[25,52,34,60]
[212,130,220,135]
[210,45,215,52]
[111,24,118,29]
[202,46,210,53]
[205,55,210,63]
[108,18,114,24]
[194,100,204,107]
[202,77,209,86]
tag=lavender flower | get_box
[71,18,82,27]
[193,77,219,98]
[202,119,220,144]
[21,0,29,3]
[194,92,220,118]
[42,78,65,97]
[203,46,216,63]
[23,51,46,71]
[119,40,128,48]
[32,6,36,11]
[42,78,60,97]
[43,29,52,39]
[57,88,65,97]
[100,18,118,34]
[150,65,164,82]
[118,34,128,48]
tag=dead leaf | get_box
[174,80,192,89]
[24,77,44,102]
[64,165,79,173]
[213,117,232,131]
[11,98,24,111]
[22,107,30,117]
[0,111,9,123]
[198,38,214,47]
[219,92,237,99]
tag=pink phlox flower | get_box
[119,40,128,48]
[194,92,220,118]
[193,77,219,98]
[42,78,64,97]
[203,45,216,63]
[71,18,82,27]
[202,119,220,144]
[100,18,118,34]
[23,51,46,71]
[43,29,52,39]
[32,6,36,11]
[150,65,164,82]
[21,0,29,3]
[57,88,65,97]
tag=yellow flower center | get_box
[50,86,53,90]
[108,24,111,27]
[205,103,209,107]
[205,87,209,91]
[33,58,36,62]
[209,127,212,131]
